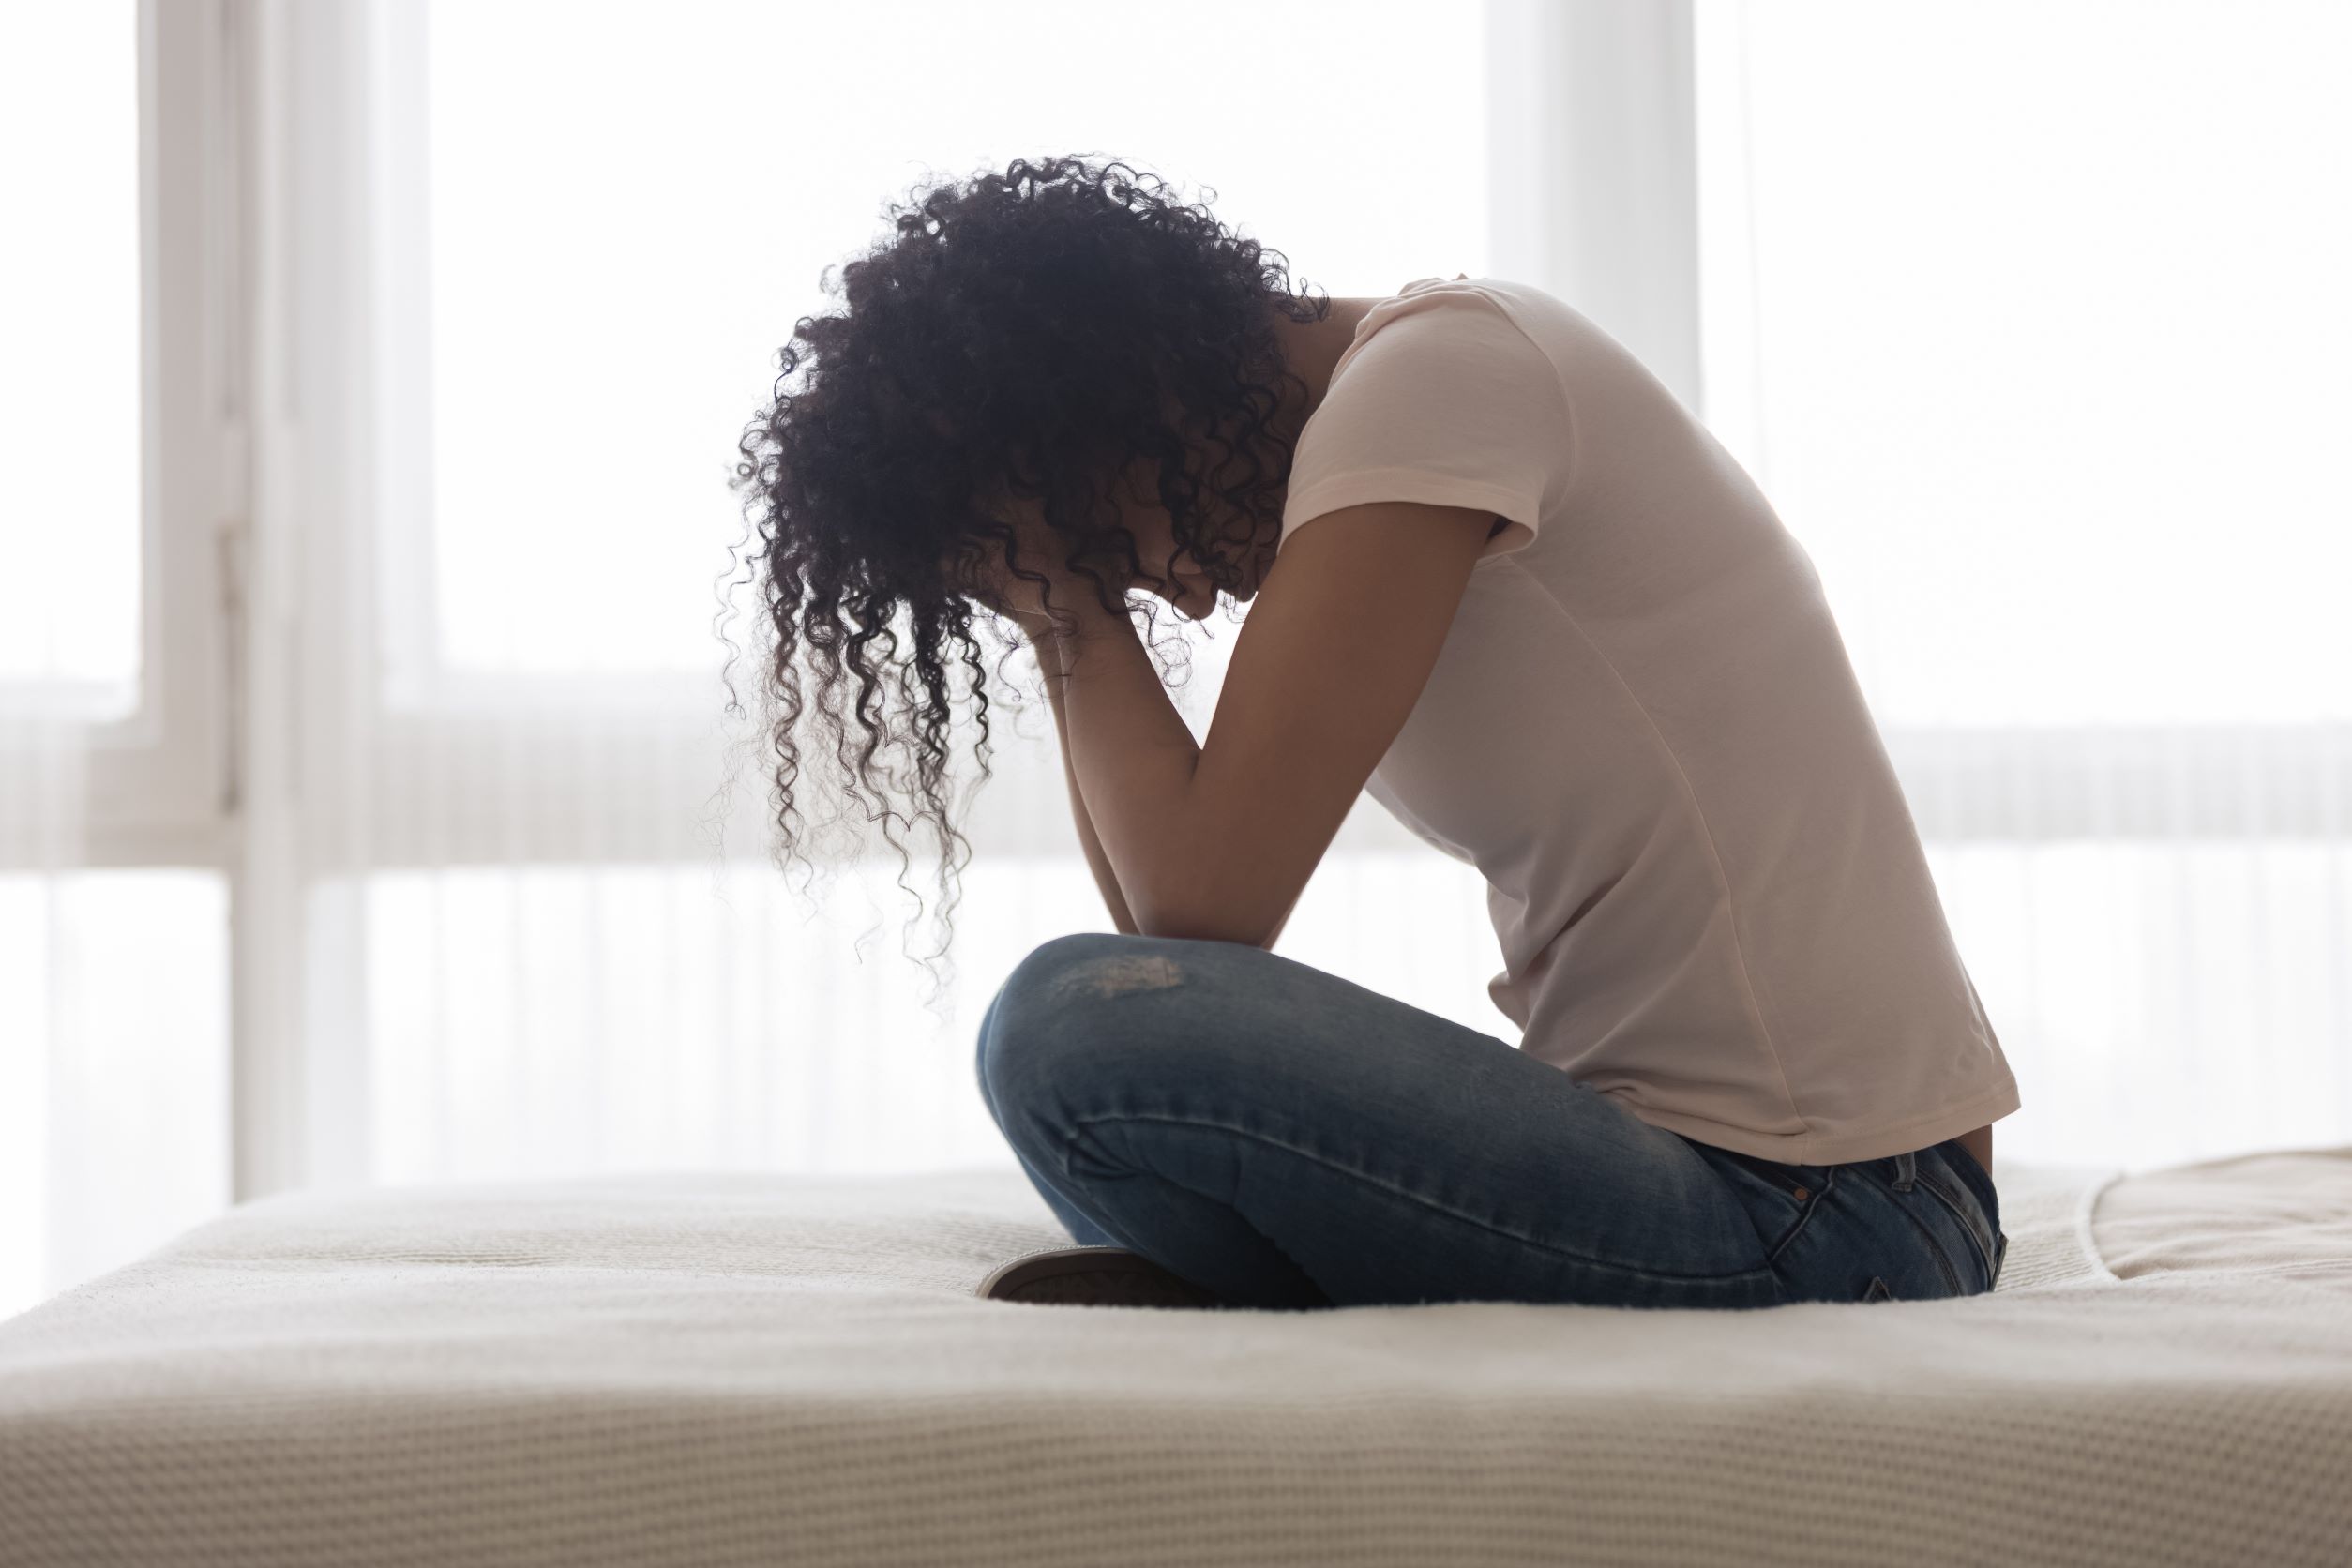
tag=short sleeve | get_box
[1276,282,1574,563]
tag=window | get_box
[0,5,143,706]
[2,2,234,1319]
[1694,0,2352,1166]
[264,0,1504,1199]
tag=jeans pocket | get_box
[1689,1141,1834,1262]
[1755,1166,1967,1304]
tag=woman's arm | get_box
[985,496,1493,949]
[1018,610,1299,949]
[1018,613,1140,936]
[1043,501,1497,946]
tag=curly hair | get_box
[723,153,1330,1005]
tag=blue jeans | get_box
[975,932,2007,1311]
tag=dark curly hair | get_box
[722,153,1331,1005]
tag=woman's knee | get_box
[1007,930,1191,1005]
[977,931,1193,1107]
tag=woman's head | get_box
[727,154,1329,992]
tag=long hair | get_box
[723,154,1327,1002]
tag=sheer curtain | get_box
[1,2,234,1320]
[1692,0,2352,1169]
[233,0,1501,1206]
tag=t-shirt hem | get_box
[1616,1077,2024,1168]
[1279,471,1542,560]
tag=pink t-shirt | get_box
[1276,275,2020,1166]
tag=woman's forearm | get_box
[1041,594,1219,939]
[1021,618,1140,935]
[1024,612,1301,947]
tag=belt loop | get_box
[1892,1150,1917,1192]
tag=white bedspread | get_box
[3,1151,2349,1567]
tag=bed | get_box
[2,1148,2347,1567]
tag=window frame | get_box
[0,0,237,873]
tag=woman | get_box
[733,155,2019,1312]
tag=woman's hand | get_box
[957,512,1123,634]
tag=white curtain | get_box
[1691,0,2352,1168]
[8,0,2350,1321]
[1,2,233,1320]
[225,0,1502,1209]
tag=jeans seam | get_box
[1761,1166,1835,1265]
[1067,1110,1778,1287]
[1912,1166,1998,1289]
[1887,1190,1965,1294]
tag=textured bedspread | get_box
[3,1151,2349,1567]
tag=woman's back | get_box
[1275,275,2018,1167]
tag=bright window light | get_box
[421,0,1486,673]
[1696,0,2352,728]
[0,3,142,701]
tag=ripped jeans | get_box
[975,931,2006,1311]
